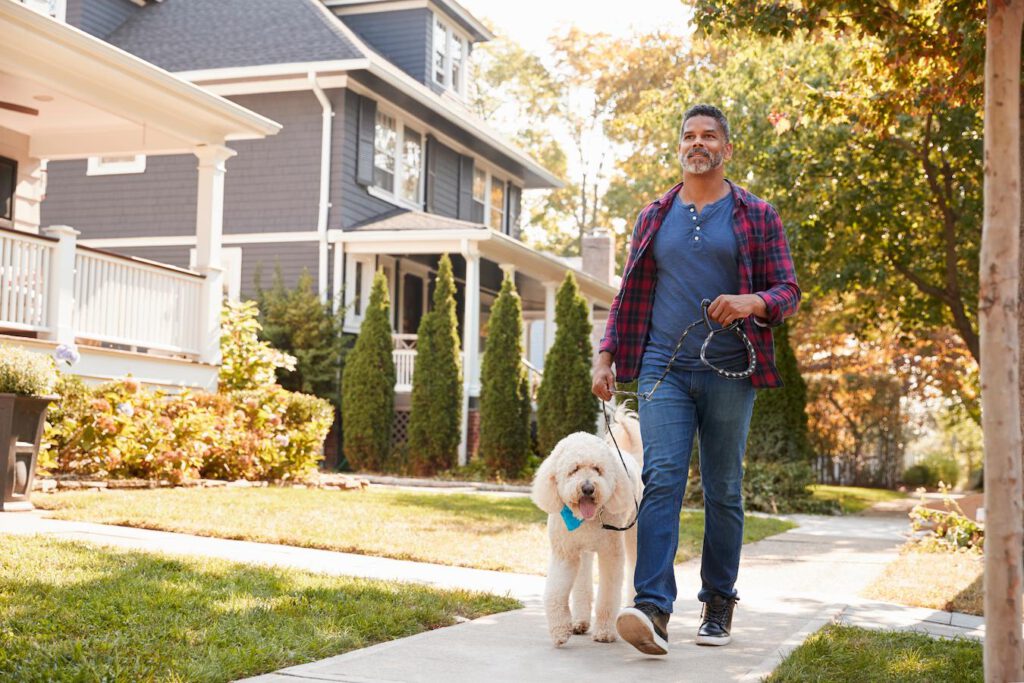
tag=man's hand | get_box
[707,294,767,327]
[592,351,615,401]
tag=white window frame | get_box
[471,160,510,232]
[367,106,426,211]
[344,253,377,333]
[87,154,146,176]
[431,13,469,98]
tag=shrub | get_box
[257,269,349,407]
[40,379,333,483]
[0,344,57,396]
[685,458,838,514]
[408,254,463,475]
[746,322,813,463]
[910,487,983,553]
[219,300,296,391]
[902,464,937,488]
[479,275,531,478]
[341,271,395,471]
[536,271,597,455]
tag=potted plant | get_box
[0,343,59,511]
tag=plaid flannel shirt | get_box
[600,180,801,389]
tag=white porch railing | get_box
[0,229,53,334]
[391,335,544,398]
[74,247,204,355]
[0,226,205,358]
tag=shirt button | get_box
[691,215,697,221]
[694,236,700,241]
[696,226,701,231]
[689,207,695,213]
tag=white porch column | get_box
[41,225,79,346]
[458,244,481,465]
[543,281,558,358]
[193,144,235,366]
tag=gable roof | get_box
[325,0,494,42]
[106,0,364,72]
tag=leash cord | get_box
[598,299,757,533]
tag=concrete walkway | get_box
[0,511,982,682]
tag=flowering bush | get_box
[40,378,333,483]
[219,300,296,391]
[0,344,58,396]
[910,484,984,553]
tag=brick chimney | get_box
[582,227,615,284]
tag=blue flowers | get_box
[55,343,81,366]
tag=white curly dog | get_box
[530,409,643,647]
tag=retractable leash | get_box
[598,298,758,533]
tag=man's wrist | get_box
[597,351,614,367]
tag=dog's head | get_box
[530,432,637,521]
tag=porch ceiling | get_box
[0,2,280,159]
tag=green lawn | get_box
[808,485,907,514]
[767,624,981,682]
[33,487,796,574]
[0,535,519,683]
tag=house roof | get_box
[106,0,365,72]
[324,0,495,42]
[350,208,487,231]
[100,0,562,189]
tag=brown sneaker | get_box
[616,602,669,655]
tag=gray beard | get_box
[679,150,723,175]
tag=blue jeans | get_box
[634,363,756,613]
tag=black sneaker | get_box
[616,602,669,655]
[696,594,737,646]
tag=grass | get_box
[766,623,981,682]
[33,487,796,575]
[808,485,907,514]
[0,535,520,682]
[862,545,983,615]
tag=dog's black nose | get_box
[582,482,595,496]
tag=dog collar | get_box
[560,504,583,531]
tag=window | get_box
[432,15,468,97]
[401,128,423,204]
[86,154,146,176]
[373,112,396,193]
[0,157,14,228]
[372,111,424,208]
[471,167,486,223]
[344,254,377,333]
[490,179,505,232]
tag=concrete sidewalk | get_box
[0,512,981,682]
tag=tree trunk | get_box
[982,2,1024,680]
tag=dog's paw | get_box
[592,626,617,643]
[572,620,590,635]
[551,626,573,647]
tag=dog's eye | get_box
[594,466,603,476]
[570,466,580,475]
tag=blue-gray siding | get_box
[430,139,460,219]
[339,9,432,84]
[42,90,338,237]
[66,0,138,39]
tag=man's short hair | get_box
[680,104,730,143]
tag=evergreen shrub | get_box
[341,271,395,471]
[746,322,813,463]
[479,276,531,477]
[536,272,597,455]
[408,254,463,475]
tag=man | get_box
[592,104,800,654]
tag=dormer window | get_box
[432,15,468,97]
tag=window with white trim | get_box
[86,154,146,176]
[469,165,509,231]
[372,109,425,208]
[490,179,505,232]
[432,14,469,97]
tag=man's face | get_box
[677,115,732,175]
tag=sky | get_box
[457,0,693,55]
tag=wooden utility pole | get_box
[982,2,1024,681]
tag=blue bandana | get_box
[560,504,583,531]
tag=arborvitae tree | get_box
[537,271,597,454]
[257,269,348,408]
[479,275,531,477]
[341,271,395,471]
[746,322,814,462]
[408,254,463,475]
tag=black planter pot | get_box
[0,393,56,512]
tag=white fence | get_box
[391,335,543,397]
[74,248,203,355]
[393,348,416,392]
[0,229,53,333]
[0,227,206,357]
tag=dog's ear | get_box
[530,443,564,514]
[605,446,641,515]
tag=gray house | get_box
[40,0,617,462]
